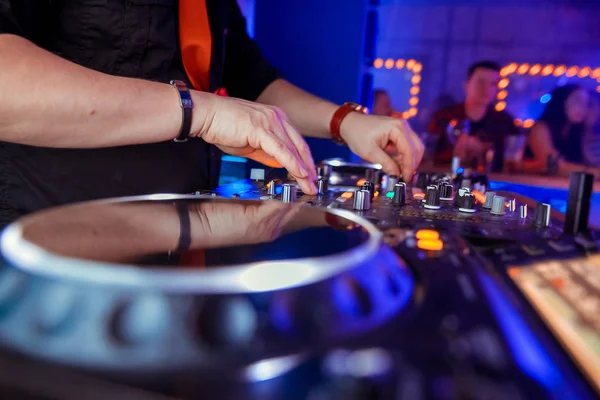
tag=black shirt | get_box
[427,102,521,172]
[0,0,279,227]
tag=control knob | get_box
[439,183,454,201]
[482,191,496,209]
[416,173,429,189]
[534,203,552,227]
[362,181,375,199]
[455,187,471,208]
[392,183,406,206]
[490,195,506,216]
[387,175,399,191]
[267,180,276,196]
[353,190,371,211]
[317,178,328,196]
[281,184,297,203]
[458,193,476,213]
[564,172,594,234]
[519,204,528,219]
[424,186,441,210]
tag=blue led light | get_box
[540,94,552,104]
[456,167,465,174]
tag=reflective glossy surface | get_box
[1,195,383,293]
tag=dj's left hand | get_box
[339,113,424,182]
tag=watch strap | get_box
[170,80,194,143]
[330,102,366,145]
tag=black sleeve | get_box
[0,1,22,34]
[222,0,281,101]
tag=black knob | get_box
[564,172,594,234]
[458,193,476,213]
[534,203,552,227]
[416,173,429,189]
[439,183,454,200]
[424,186,441,210]
[392,183,406,206]
[362,181,375,199]
[455,187,471,208]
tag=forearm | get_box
[256,79,337,139]
[0,34,188,148]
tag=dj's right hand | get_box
[191,92,318,194]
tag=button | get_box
[521,244,546,256]
[416,229,440,240]
[548,240,576,252]
[417,239,444,251]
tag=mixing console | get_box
[0,158,598,400]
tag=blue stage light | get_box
[540,94,551,104]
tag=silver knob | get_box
[317,178,328,196]
[282,184,297,203]
[482,191,496,209]
[353,189,371,211]
[519,204,528,219]
[490,195,506,215]
[267,180,276,196]
[534,203,552,227]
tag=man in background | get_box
[428,61,520,172]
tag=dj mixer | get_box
[0,159,598,400]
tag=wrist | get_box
[329,102,366,145]
[188,90,214,139]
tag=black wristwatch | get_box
[170,80,194,142]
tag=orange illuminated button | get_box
[417,239,444,251]
[415,229,440,241]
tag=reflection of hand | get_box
[190,200,303,248]
[339,112,424,182]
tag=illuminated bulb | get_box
[541,65,554,76]
[495,102,506,112]
[566,66,578,77]
[406,59,416,70]
[554,65,566,76]
[413,63,423,73]
[411,75,421,85]
[515,119,523,127]
[523,119,534,129]
[596,86,600,93]
[373,58,383,69]
[500,67,510,77]
[579,67,591,78]
[384,58,394,69]
[409,97,419,106]
[395,59,405,69]
[529,64,542,75]
[498,78,510,89]
[402,111,410,119]
[409,107,418,117]
[410,86,420,95]
[497,90,508,100]
[592,68,600,79]
[517,64,530,74]
[506,63,518,74]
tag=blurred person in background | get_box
[526,84,600,178]
[583,91,600,167]
[372,89,395,117]
[428,61,520,172]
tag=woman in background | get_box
[527,84,600,178]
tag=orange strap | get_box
[179,0,212,91]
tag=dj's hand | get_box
[339,113,424,182]
[192,92,318,194]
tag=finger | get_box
[388,130,415,182]
[279,118,317,181]
[366,145,401,178]
[259,134,317,194]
